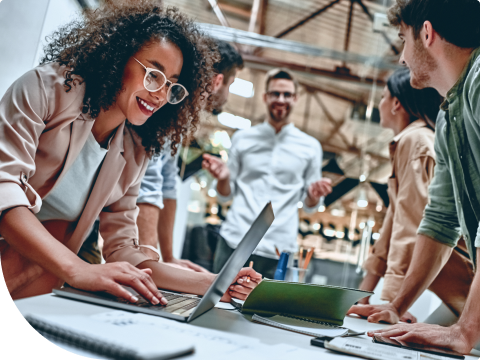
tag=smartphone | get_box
[372,334,465,359]
[310,336,334,349]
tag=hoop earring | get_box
[391,109,396,115]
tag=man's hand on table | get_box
[367,323,472,355]
[348,302,418,324]
[163,257,211,273]
[347,303,402,324]
[221,267,262,302]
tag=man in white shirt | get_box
[203,68,332,278]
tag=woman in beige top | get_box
[352,69,473,322]
[0,2,260,303]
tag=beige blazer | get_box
[363,119,473,316]
[0,63,159,298]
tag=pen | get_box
[247,261,254,283]
[275,246,281,257]
[298,246,304,268]
[303,247,315,270]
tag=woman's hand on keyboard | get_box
[68,262,168,305]
[223,267,262,301]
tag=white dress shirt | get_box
[217,121,323,259]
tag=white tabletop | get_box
[13,294,480,360]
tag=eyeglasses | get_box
[266,91,296,101]
[134,58,189,105]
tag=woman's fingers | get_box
[228,289,248,301]
[140,268,153,276]
[116,264,167,305]
[229,283,256,296]
[105,282,140,303]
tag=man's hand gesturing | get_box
[202,154,230,181]
[307,178,332,201]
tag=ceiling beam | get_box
[312,92,353,149]
[343,0,355,54]
[242,53,386,87]
[207,0,231,27]
[218,3,251,19]
[355,0,400,55]
[198,22,400,71]
[302,83,359,104]
[248,0,261,33]
[258,0,269,35]
[274,0,343,38]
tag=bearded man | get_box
[348,0,480,355]
[203,68,332,278]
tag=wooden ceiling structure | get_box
[158,0,403,213]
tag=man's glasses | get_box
[266,91,296,101]
[134,58,189,105]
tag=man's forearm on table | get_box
[455,249,480,348]
[158,199,176,262]
[137,203,160,249]
[138,260,215,295]
[391,234,453,315]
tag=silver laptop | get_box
[53,202,274,322]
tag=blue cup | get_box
[274,252,289,280]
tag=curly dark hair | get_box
[40,0,218,156]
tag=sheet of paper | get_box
[92,311,260,357]
[257,315,348,337]
[207,343,341,360]
[214,302,235,310]
[326,338,455,360]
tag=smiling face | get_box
[398,23,437,89]
[113,39,184,126]
[264,78,297,123]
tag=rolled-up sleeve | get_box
[382,155,436,300]
[468,72,480,249]
[302,140,323,213]
[161,150,179,200]
[216,132,240,204]
[137,157,164,209]
[0,68,47,217]
[417,128,461,247]
[364,204,393,278]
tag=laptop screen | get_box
[188,202,274,321]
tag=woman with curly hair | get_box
[0,1,260,304]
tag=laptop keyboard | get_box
[116,290,201,316]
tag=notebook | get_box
[53,202,275,323]
[26,314,194,360]
[234,279,371,337]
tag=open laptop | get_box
[53,202,274,323]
